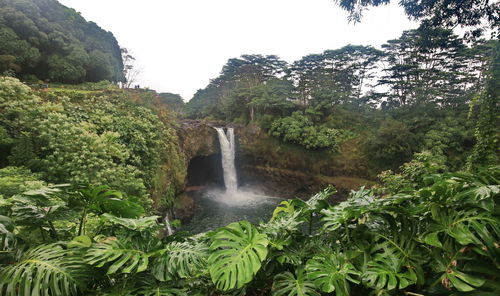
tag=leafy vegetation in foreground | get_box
[0,164,498,295]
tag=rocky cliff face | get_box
[175,120,219,161]
[171,121,373,219]
[236,124,373,197]
[172,120,221,220]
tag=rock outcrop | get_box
[175,119,220,161]
[236,124,374,197]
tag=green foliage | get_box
[0,166,44,198]
[421,115,475,170]
[467,41,500,169]
[74,185,145,237]
[380,28,472,106]
[377,150,448,194]
[32,112,146,196]
[158,92,185,114]
[2,184,72,241]
[0,244,90,296]
[85,237,150,274]
[134,284,187,296]
[0,0,124,83]
[0,214,15,256]
[152,241,208,281]
[185,55,289,120]
[365,118,417,170]
[362,254,418,291]
[306,251,360,295]
[0,78,184,209]
[208,220,269,291]
[77,186,144,219]
[270,112,346,150]
[291,45,384,107]
[272,266,320,296]
[334,0,498,38]
[101,213,160,232]
[0,167,498,295]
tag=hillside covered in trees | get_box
[186,28,498,173]
[0,0,124,83]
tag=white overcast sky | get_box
[58,0,417,101]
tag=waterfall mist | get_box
[180,127,281,233]
[212,127,275,205]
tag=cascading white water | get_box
[178,127,279,233]
[164,213,174,236]
[214,127,238,193]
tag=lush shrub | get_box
[376,150,448,194]
[0,78,182,209]
[365,118,417,170]
[270,112,345,150]
[0,166,45,198]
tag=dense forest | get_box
[0,0,124,83]
[0,0,499,296]
[186,29,498,172]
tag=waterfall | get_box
[214,127,238,193]
[164,212,174,236]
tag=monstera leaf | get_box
[306,251,360,295]
[208,220,269,291]
[152,241,208,281]
[0,215,14,234]
[304,186,336,213]
[362,254,418,291]
[135,286,187,296]
[430,240,494,293]
[276,244,310,265]
[320,187,375,234]
[102,274,188,296]
[101,213,161,232]
[425,208,500,264]
[272,266,320,296]
[0,244,90,296]
[0,215,16,253]
[84,237,150,274]
[133,275,188,296]
[261,211,304,250]
[456,185,500,211]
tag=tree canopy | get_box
[0,0,124,83]
[334,0,499,38]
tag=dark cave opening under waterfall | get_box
[186,153,224,188]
